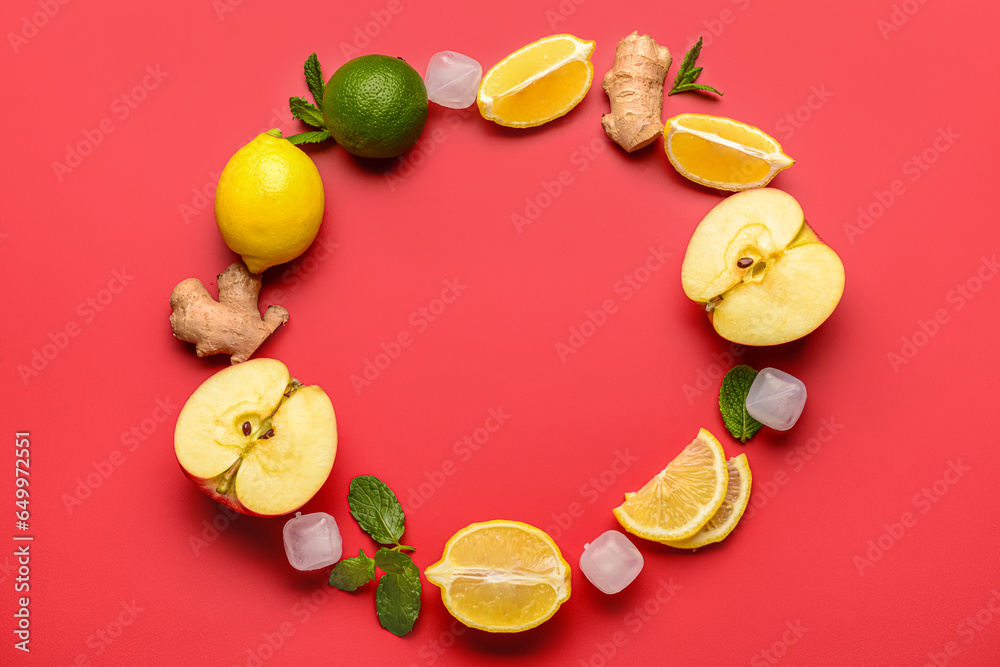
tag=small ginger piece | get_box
[169,263,289,365]
[601,32,672,152]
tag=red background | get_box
[4,0,1000,664]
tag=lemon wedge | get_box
[478,34,595,128]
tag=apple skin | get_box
[174,359,337,517]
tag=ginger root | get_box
[601,32,672,152]
[169,263,289,365]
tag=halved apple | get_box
[174,358,337,516]
[681,188,845,345]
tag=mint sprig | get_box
[286,53,335,146]
[719,365,762,443]
[304,53,325,107]
[331,476,420,636]
[348,475,413,551]
[374,549,421,637]
[329,549,376,591]
[668,36,724,97]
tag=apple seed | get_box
[737,257,753,269]
[242,421,251,436]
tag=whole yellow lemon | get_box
[215,130,325,274]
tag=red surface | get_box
[4,0,1000,664]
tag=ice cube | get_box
[579,530,643,594]
[283,511,343,571]
[424,51,482,109]
[745,367,807,431]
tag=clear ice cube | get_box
[745,367,807,431]
[579,530,643,594]
[423,51,482,109]
[283,511,343,571]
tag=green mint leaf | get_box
[672,82,725,96]
[348,476,406,546]
[304,53,325,107]
[375,560,421,637]
[374,547,415,575]
[719,365,763,443]
[289,97,326,128]
[329,549,376,591]
[286,130,331,146]
[668,36,724,97]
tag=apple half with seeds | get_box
[174,358,337,516]
[681,188,845,345]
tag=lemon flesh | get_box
[613,429,729,543]
[424,520,571,633]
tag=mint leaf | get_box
[719,365,762,443]
[348,476,407,547]
[289,97,326,129]
[329,549,376,591]
[304,53,325,107]
[375,557,421,637]
[668,36,724,97]
[375,547,415,574]
[286,130,331,145]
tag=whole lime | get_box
[323,54,428,158]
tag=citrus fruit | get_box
[424,520,571,633]
[215,129,325,274]
[664,113,794,191]
[613,428,729,542]
[477,34,595,128]
[663,454,752,549]
[322,54,428,158]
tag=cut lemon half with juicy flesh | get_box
[665,114,794,191]
[664,454,752,549]
[613,429,729,543]
[424,520,571,633]
[478,34,595,128]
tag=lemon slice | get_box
[424,520,571,632]
[478,34,595,128]
[664,113,794,191]
[663,454,752,549]
[613,429,729,542]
